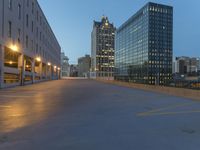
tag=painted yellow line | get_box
[138,110,200,117]
[137,102,194,116]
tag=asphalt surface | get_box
[0,79,200,150]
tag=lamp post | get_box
[58,67,61,79]
[9,44,24,86]
[35,57,42,80]
[47,62,51,80]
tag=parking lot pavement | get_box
[0,79,200,150]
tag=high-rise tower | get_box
[91,16,116,79]
[115,2,173,85]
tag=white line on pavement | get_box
[0,105,12,108]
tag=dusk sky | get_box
[38,0,200,64]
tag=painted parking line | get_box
[0,95,33,98]
[137,102,195,117]
[0,105,12,108]
[9,114,24,117]
[140,110,200,116]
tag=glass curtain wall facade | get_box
[115,2,173,85]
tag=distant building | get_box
[0,0,61,88]
[70,64,78,77]
[172,62,176,74]
[115,2,173,85]
[198,59,200,73]
[61,52,70,77]
[175,56,200,76]
[78,55,91,77]
[91,16,116,79]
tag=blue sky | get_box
[38,0,200,64]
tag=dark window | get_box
[36,44,38,54]
[18,4,21,20]
[31,40,33,51]
[40,32,42,40]
[26,14,29,27]
[37,11,39,21]
[27,0,29,7]
[40,16,42,25]
[18,28,21,43]
[8,21,12,38]
[8,0,12,10]
[36,27,38,38]
[39,46,41,54]
[31,21,34,32]
[26,35,29,48]
[32,2,34,14]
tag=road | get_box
[0,79,200,150]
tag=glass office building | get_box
[115,2,173,85]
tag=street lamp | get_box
[9,61,13,65]
[47,62,51,66]
[36,57,41,62]
[10,44,18,52]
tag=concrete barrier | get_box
[96,79,200,101]
[62,77,89,80]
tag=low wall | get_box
[96,77,114,80]
[96,79,200,101]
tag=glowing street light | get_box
[10,45,18,52]
[47,62,51,66]
[9,61,13,65]
[54,66,57,69]
[36,57,41,62]
[58,67,60,71]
